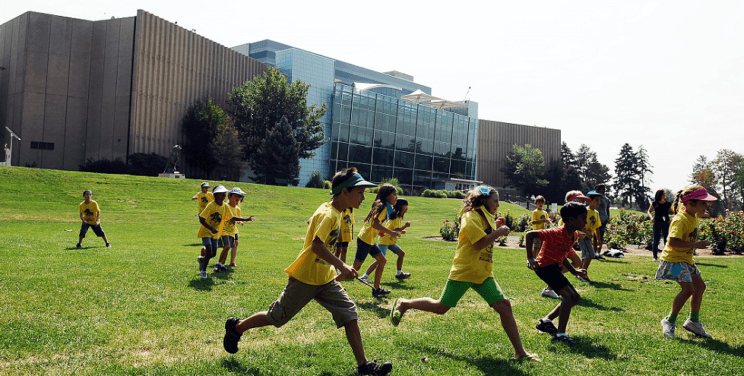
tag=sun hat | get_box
[567,192,591,202]
[330,173,377,195]
[201,182,210,188]
[213,185,229,194]
[681,188,717,203]
[228,188,244,197]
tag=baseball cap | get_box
[331,173,377,195]
[213,185,229,194]
[201,182,210,188]
[586,190,601,198]
[228,188,245,197]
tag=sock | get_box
[361,273,369,279]
[397,269,402,275]
[668,313,678,324]
[690,312,699,323]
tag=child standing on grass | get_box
[354,184,400,298]
[192,182,213,215]
[577,191,603,283]
[657,185,717,339]
[76,190,111,248]
[364,198,412,280]
[531,196,555,298]
[390,186,540,362]
[216,188,254,272]
[334,207,354,265]
[223,167,394,376]
[196,185,254,279]
[525,202,589,347]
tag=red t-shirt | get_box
[536,226,579,267]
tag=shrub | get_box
[322,180,332,190]
[127,153,168,176]
[440,209,460,241]
[515,213,530,232]
[700,209,744,255]
[79,158,129,174]
[306,171,324,188]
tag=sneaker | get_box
[535,318,558,335]
[357,360,393,375]
[219,264,229,272]
[683,318,712,338]
[223,317,242,354]
[199,270,207,279]
[551,333,576,346]
[197,256,205,270]
[214,264,221,273]
[661,317,676,338]
[576,274,592,283]
[653,258,658,262]
[106,243,111,248]
[595,254,605,260]
[359,275,371,285]
[372,287,391,298]
[75,243,82,249]
[395,272,411,279]
[541,288,560,299]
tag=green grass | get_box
[0,166,742,375]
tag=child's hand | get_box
[495,226,510,237]
[238,222,244,226]
[336,264,357,281]
[527,258,538,270]
[390,230,402,238]
[247,215,255,222]
[578,231,588,239]
[210,227,218,234]
[405,220,412,228]
[573,268,587,277]
[695,240,711,248]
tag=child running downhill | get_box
[222,167,393,376]
[364,198,412,280]
[390,186,540,362]
[354,184,400,298]
[216,188,254,272]
[526,202,589,347]
[192,182,214,214]
[657,185,717,339]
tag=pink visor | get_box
[567,193,591,203]
[681,188,717,203]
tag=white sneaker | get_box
[199,271,208,279]
[359,275,371,284]
[661,317,676,338]
[683,319,712,338]
[541,287,560,299]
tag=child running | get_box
[364,198,412,280]
[531,195,555,298]
[196,185,254,279]
[76,189,111,248]
[222,167,393,375]
[390,186,539,362]
[657,185,717,339]
[354,184,400,298]
[216,188,254,272]
[525,202,589,346]
[192,182,214,214]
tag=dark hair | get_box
[83,189,92,196]
[595,184,606,191]
[365,184,398,222]
[560,202,587,222]
[654,189,665,203]
[389,198,409,220]
[331,167,358,196]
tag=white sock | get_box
[397,269,403,275]
[361,273,369,279]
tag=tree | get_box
[690,155,716,189]
[250,116,301,186]
[228,67,327,167]
[614,143,638,208]
[500,144,548,198]
[211,117,244,181]
[634,145,653,209]
[543,142,582,203]
[181,99,225,178]
[711,149,743,209]
[575,144,612,192]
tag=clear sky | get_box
[5,1,743,193]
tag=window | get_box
[30,142,54,150]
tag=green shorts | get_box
[439,277,505,308]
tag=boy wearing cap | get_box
[197,185,254,279]
[215,188,254,272]
[191,182,214,215]
[76,189,111,248]
[223,167,393,376]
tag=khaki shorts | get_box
[266,277,358,328]
[532,238,544,258]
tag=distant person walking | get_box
[648,189,672,261]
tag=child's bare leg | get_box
[202,245,215,271]
[672,281,695,314]
[78,236,84,245]
[396,297,450,316]
[689,276,707,313]
[365,260,379,277]
[338,248,347,264]
[552,286,580,333]
[235,311,271,333]
[372,254,386,289]
[230,246,238,265]
[219,246,230,265]
[396,250,405,271]
[201,246,206,257]
[491,299,529,357]
[582,257,592,271]
[102,235,110,244]
[343,319,368,367]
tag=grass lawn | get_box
[1,166,742,375]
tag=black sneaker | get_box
[223,317,242,354]
[75,243,82,249]
[106,243,111,248]
[536,318,558,335]
[551,333,576,346]
[372,288,391,298]
[214,264,221,273]
[219,264,229,272]
[358,360,393,375]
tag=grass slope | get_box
[0,167,742,375]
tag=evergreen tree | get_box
[711,149,743,209]
[212,117,244,181]
[634,145,653,209]
[181,98,227,179]
[614,143,639,208]
[250,116,301,186]
[500,144,548,198]
[543,142,582,203]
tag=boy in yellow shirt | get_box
[576,191,602,282]
[215,188,254,272]
[223,167,393,375]
[76,190,111,248]
[191,182,214,214]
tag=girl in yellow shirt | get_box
[363,198,412,280]
[390,186,539,362]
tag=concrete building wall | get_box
[477,119,561,197]
[129,10,268,176]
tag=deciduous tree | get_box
[500,144,548,198]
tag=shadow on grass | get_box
[381,280,416,291]
[576,297,624,312]
[220,357,261,375]
[183,243,203,247]
[213,268,236,280]
[357,301,393,318]
[679,337,744,358]
[589,281,632,291]
[410,345,531,375]
[559,335,620,360]
[596,258,630,264]
[188,276,215,291]
[695,262,728,268]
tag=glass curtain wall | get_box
[330,83,477,193]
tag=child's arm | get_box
[232,215,255,222]
[372,218,400,238]
[199,217,218,234]
[80,213,86,223]
[472,226,510,251]
[563,257,586,277]
[95,211,101,226]
[192,194,199,200]
[392,221,412,232]
[310,237,356,280]
[668,237,710,249]
[647,204,655,222]
[593,229,600,252]
[525,231,539,269]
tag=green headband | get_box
[331,173,366,195]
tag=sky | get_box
[5,1,744,192]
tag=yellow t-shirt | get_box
[285,202,341,285]
[583,208,601,235]
[378,217,403,246]
[222,205,241,237]
[79,200,100,225]
[340,209,354,243]
[532,209,548,230]
[661,211,699,265]
[196,192,214,214]
[448,207,497,284]
[357,205,388,245]
[197,201,235,239]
